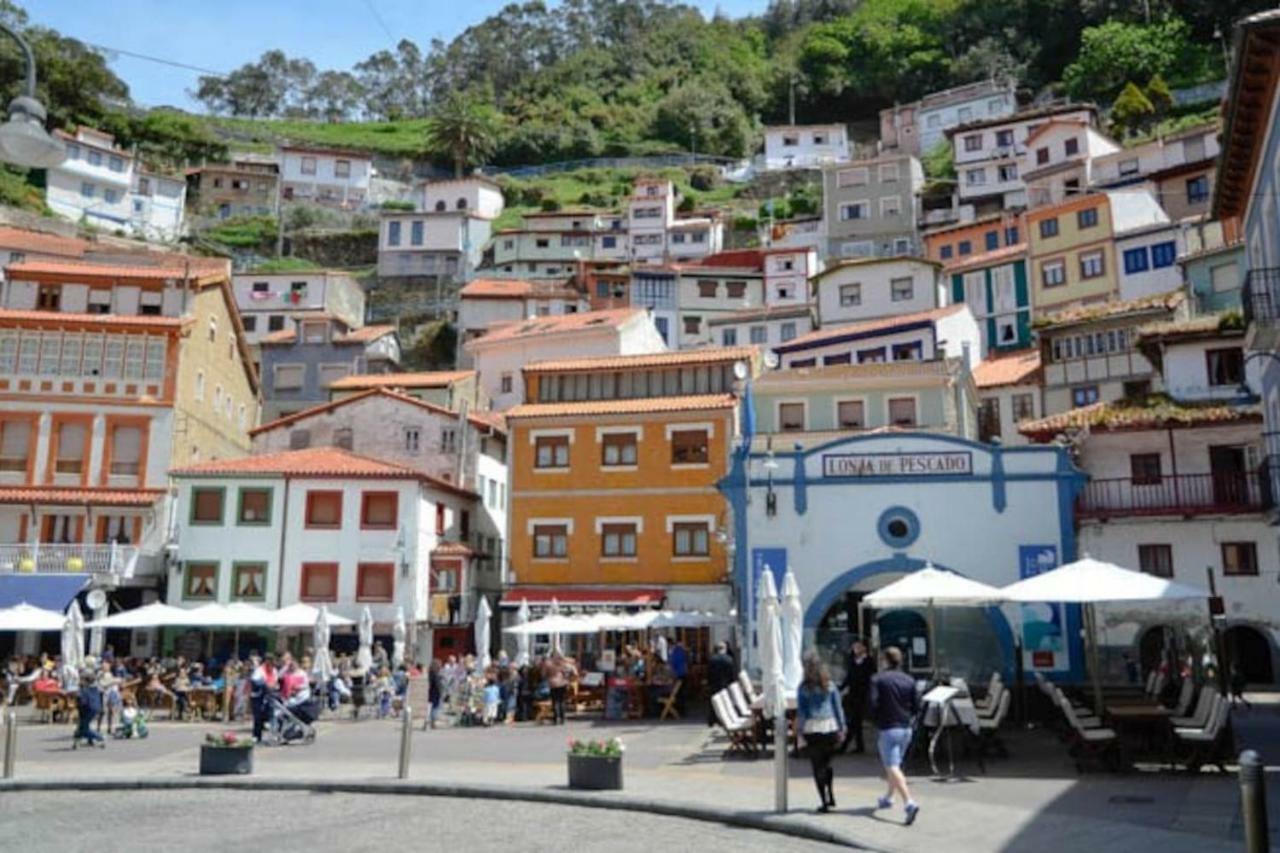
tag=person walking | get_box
[72,669,106,750]
[796,655,846,812]
[840,639,875,753]
[706,642,736,727]
[543,653,573,725]
[249,654,279,744]
[870,646,921,826]
[427,660,443,729]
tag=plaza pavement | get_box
[3,698,1278,852]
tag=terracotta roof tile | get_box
[250,388,504,436]
[1034,289,1185,329]
[0,308,186,329]
[336,324,397,344]
[460,278,582,300]
[706,304,814,326]
[972,349,1042,388]
[6,258,224,283]
[1135,314,1244,344]
[777,304,966,352]
[943,243,1028,273]
[327,371,474,391]
[0,227,89,257]
[432,542,475,557]
[0,487,165,507]
[526,346,756,373]
[506,393,737,419]
[258,329,297,344]
[1019,396,1261,438]
[465,308,645,347]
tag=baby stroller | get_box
[112,707,149,739]
[263,692,319,746]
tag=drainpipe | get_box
[273,476,290,611]
[1167,428,1180,510]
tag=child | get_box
[116,696,148,739]
[73,671,105,750]
[482,676,500,726]
[375,667,394,719]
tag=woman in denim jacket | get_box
[796,654,847,812]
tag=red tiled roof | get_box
[694,249,765,270]
[0,227,89,258]
[506,393,736,419]
[526,346,756,373]
[250,388,504,437]
[944,243,1028,273]
[465,308,645,347]
[1134,315,1244,344]
[1024,117,1091,146]
[432,542,475,557]
[459,278,581,300]
[336,324,396,344]
[502,587,664,607]
[972,349,1042,388]
[6,258,224,284]
[777,304,966,351]
[0,308,187,330]
[706,304,814,325]
[1019,397,1262,439]
[327,371,474,391]
[0,487,164,507]
[1034,289,1184,329]
[258,329,298,344]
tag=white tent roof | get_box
[864,564,1005,607]
[271,603,356,628]
[1000,556,1210,603]
[86,602,191,629]
[503,613,601,635]
[0,603,66,632]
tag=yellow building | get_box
[504,348,755,624]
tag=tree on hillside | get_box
[1061,16,1210,103]
[1109,82,1155,139]
[193,50,317,118]
[307,71,365,122]
[424,92,503,177]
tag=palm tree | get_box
[424,92,502,178]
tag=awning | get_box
[500,586,665,609]
[0,574,89,611]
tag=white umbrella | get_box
[865,563,1005,678]
[271,603,356,629]
[0,603,65,632]
[758,567,787,813]
[475,596,492,671]
[313,604,334,683]
[70,601,85,667]
[1001,555,1209,714]
[515,599,531,667]
[86,601,189,629]
[781,569,804,694]
[392,607,407,668]
[356,606,374,671]
[60,602,82,677]
[503,613,601,635]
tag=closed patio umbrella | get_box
[781,569,804,694]
[313,605,334,684]
[550,598,562,656]
[758,568,787,812]
[515,599,531,667]
[475,596,492,671]
[356,606,374,671]
[392,607,407,668]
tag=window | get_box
[535,435,570,469]
[0,420,30,472]
[1186,175,1210,205]
[880,196,901,217]
[601,432,638,467]
[1206,347,1244,386]
[242,316,257,332]
[300,156,317,175]
[108,425,142,476]
[103,188,119,204]
[387,220,401,246]
[824,353,852,366]
[1222,542,1259,576]
[1005,226,1019,244]
[683,316,701,335]
[839,201,869,221]
[334,159,351,178]
[267,315,285,332]
[1124,379,1151,398]
[440,428,457,453]
[939,245,953,260]
[305,491,342,528]
[781,133,799,147]
[1123,247,1149,274]
[289,429,311,450]
[984,230,999,251]
[836,167,868,187]
[1072,385,1100,407]
[273,364,304,390]
[963,134,982,152]
[671,429,709,465]
[533,524,568,558]
[888,397,917,427]
[1118,158,1140,176]
[232,563,266,600]
[696,281,717,299]
[183,563,218,601]
[1035,147,1050,165]
[749,326,767,344]
[837,400,865,429]
[1077,207,1098,229]
[726,281,748,300]
[1130,453,1163,485]
[356,563,394,602]
[300,563,338,601]
[37,285,60,311]
[1079,251,1105,279]
[601,523,637,558]
[890,277,914,302]
[879,162,899,182]
[812,132,828,145]
[1138,545,1173,578]
[779,402,805,432]
[80,182,95,199]
[1011,393,1035,422]
[857,347,886,364]
[892,341,923,361]
[1039,218,1059,239]
[1042,259,1066,287]
[721,328,737,346]
[1064,137,1079,156]
[958,240,972,256]
[1150,241,1177,269]
[500,373,513,395]
[998,163,1018,182]
[673,522,710,557]
[780,322,797,342]
[995,129,1014,147]
[232,487,271,525]
[361,492,398,529]
[602,235,616,249]
[965,168,986,186]
[54,422,86,474]
[1063,178,1081,195]
[410,220,424,246]
[839,283,861,306]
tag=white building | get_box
[378,210,491,282]
[418,177,505,220]
[1116,221,1185,301]
[775,303,981,371]
[707,304,815,350]
[1018,120,1121,209]
[973,348,1043,447]
[231,270,366,347]
[457,278,589,363]
[463,307,668,411]
[47,127,134,230]
[762,124,850,171]
[169,446,478,658]
[629,179,676,263]
[279,146,373,209]
[812,256,946,327]
[880,79,1017,158]
[130,172,187,243]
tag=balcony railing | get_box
[427,592,476,625]
[0,543,140,577]
[1243,267,1280,329]
[1076,472,1271,520]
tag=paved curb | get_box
[0,776,881,850]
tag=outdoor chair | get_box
[1053,687,1103,729]
[659,679,682,721]
[973,673,1002,713]
[712,691,757,756]
[1171,679,1196,717]
[1173,695,1232,773]
[532,697,554,724]
[737,671,761,706]
[1171,687,1217,728]
[728,682,753,719]
[976,689,1012,759]
[1060,698,1122,772]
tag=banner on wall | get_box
[1018,545,1069,672]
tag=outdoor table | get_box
[921,686,981,778]
[750,695,798,754]
[1106,705,1173,758]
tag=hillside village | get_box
[1,0,1280,704]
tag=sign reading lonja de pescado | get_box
[822,451,974,478]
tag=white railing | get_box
[0,543,140,577]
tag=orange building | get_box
[504,348,756,632]
[922,211,1024,267]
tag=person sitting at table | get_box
[797,655,847,813]
[32,667,60,697]
[171,660,192,720]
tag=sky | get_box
[28,0,767,111]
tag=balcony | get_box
[427,591,477,626]
[1076,472,1271,520]
[1243,268,1280,351]
[0,543,140,577]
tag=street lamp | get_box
[0,22,65,168]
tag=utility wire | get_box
[361,0,398,44]
[81,41,226,78]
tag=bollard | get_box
[1239,750,1269,853]
[397,705,412,780]
[3,710,16,779]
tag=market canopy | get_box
[268,603,356,628]
[0,602,66,631]
[503,613,602,635]
[1000,556,1210,603]
[86,601,190,629]
[864,564,1005,607]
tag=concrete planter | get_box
[199,745,253,776]
[567,754,623,790]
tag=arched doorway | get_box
[1224,625,1274,685]
[1138,625,1172,678]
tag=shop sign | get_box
[822,451,973,478]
